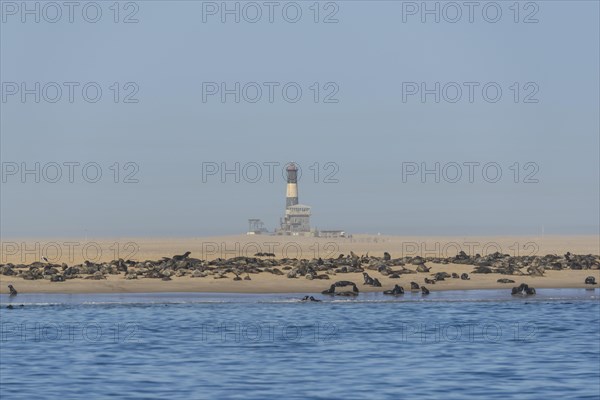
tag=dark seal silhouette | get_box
[322,284,336,295]
[301,296,321,302]
[383,285,404,295]
[511,283,536,296]
[323,281,359,296]
[585,276,596,285]
[421,286,430,295]
[460,273,470,280]
[173,251,191,261]
[497,278,515,284]
[410,281,420,290]
[8,285,17,296]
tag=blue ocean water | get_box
[1,289,599,399]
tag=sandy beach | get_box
[1,263,598,294]
[1,235,598,294]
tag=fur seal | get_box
[383,285,404,295]
[421,286,430,295]
[323,281,359,295]
[497,278,515,284]
[384,252,391,261]
[8,285,17,296]
[301,296,321,302]
[511,283,536,296]
[334,280,358,289]
[372,278,382,287]
[451,273,459,279]
[335,291,358,296]
[424,278,436,285]
[410,281,420,290]
[322,284,336,295]
[173,251,191,261]
[460,273,470,280]
[525,287,536,295]
[585,276,597,285]
[363,272,374,285]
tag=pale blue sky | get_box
[1,1,598,237]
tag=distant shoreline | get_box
[2,235,598,295]
[2,268,597,295]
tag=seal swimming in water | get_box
[383,285,404,295]
[301,296,321,302]
[421,286,430,295]
[525,286,536,295]
[410,281,420,291]
[8,285,17,296]
[511,283,536,296]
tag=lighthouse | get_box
[277,162,313,235]
[286,163,299,208]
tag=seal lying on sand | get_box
[585,276,597,285]
[410,281,420,291]
[334,281,359,290]
[424,278,436,284]
[383,285,404,295]
[497,278,515,284]
[461,273,470,280]
[172,251,191,261]
[8,285,17,296]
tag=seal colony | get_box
[1,251,598,284]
